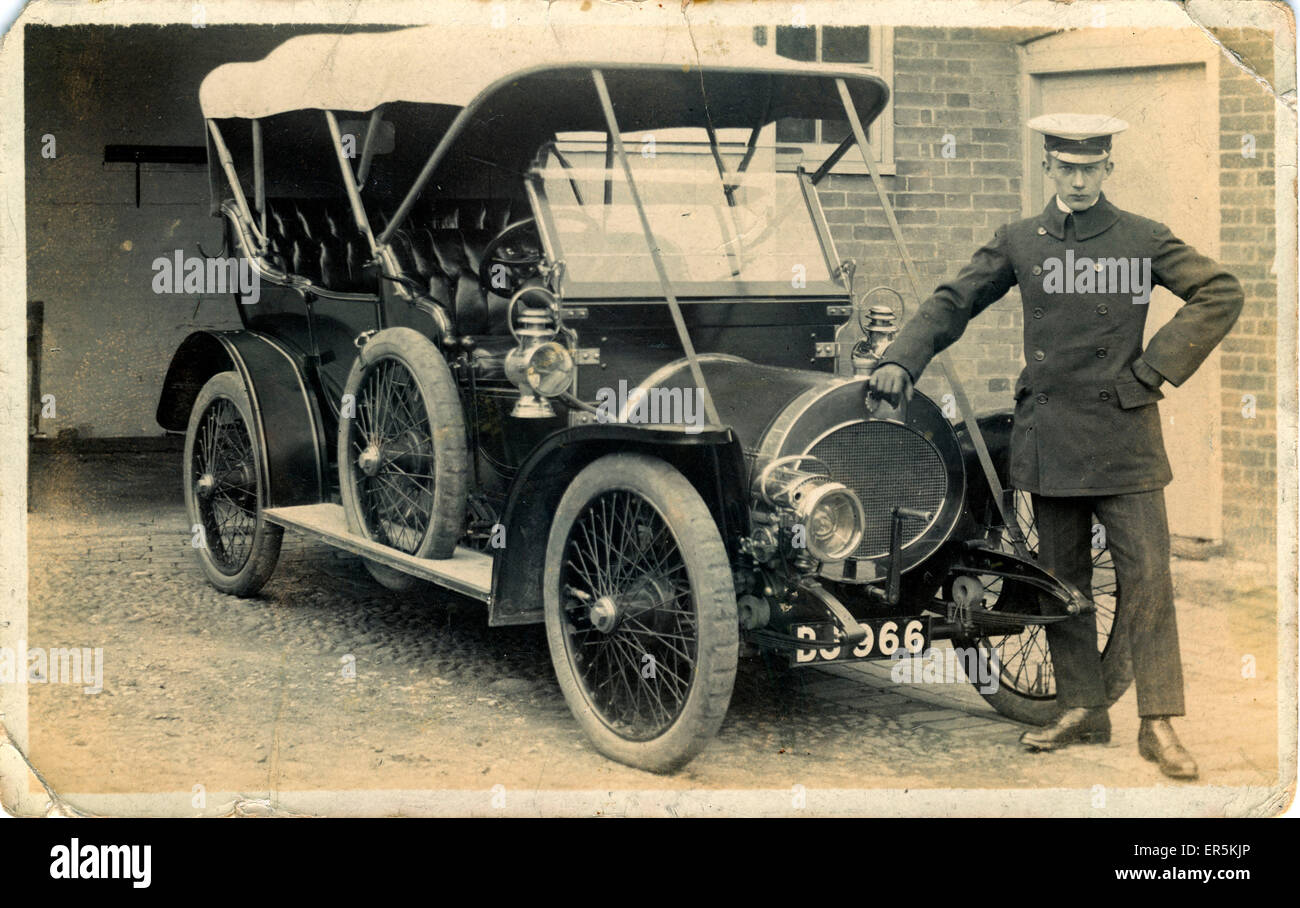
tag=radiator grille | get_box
[807,420,948,559]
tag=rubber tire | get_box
[543,453,739,774]
[960,631,1132,726]
[338,328,468,591]
[953,496,1133,726]
[183,371,283,596]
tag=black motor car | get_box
[157,26,1126,772]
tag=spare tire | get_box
[952,488,1132,725]
[338,327,468,589]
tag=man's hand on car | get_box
[867,363,913,405]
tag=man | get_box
[869,114,1243,780]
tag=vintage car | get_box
[157,26,1127,772]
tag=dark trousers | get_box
[1034,490,1185,717]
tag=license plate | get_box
[790,618,929,665]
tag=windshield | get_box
[533,138,839,296]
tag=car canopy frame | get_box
[199,26,892,235]
[199,26,1021,546]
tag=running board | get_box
[264,503,493,601]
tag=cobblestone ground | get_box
[14,448,1284,811]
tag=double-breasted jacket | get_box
[881,193,1244,496]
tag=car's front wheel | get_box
[543,454,739,773]
[183,371,283,596]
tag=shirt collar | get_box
[1041,192,1119,240]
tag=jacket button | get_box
[1097,304,1109,315]
[1032,265,1043,275]
[1036,393,1048,404]
[1096,347,1108,358]
[1032,307,1044,319]
[1033,350,1045,361]
[1036,226,1047,235]
[1100,390,1112,401]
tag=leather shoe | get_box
[1021,707,1111,751]
[1138,717,1199,780]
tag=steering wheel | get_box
[479,219,544,297]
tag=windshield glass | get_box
[533,137,838,296]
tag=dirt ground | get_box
[9,446,1287,815]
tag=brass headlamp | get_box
[755,455,865,564]
[503,285,575,418]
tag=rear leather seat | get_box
[262,198,377,294]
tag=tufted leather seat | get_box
[262,198,377,294]
[385,198,528,335]
[260,196,526,334]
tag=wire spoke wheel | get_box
[560,489,698,740]
[183,372,282,596]
[544,454,737,773]
[350,358,437,554]
[338,328,468,589]
[955,488,1131,724]
[193,398,258,570]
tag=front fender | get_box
[157,330,327,508]
[488,423,746,626]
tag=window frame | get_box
[758,24,896,176]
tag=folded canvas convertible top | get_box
[198,24,888,132]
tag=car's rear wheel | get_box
[183,371,282,596]
[543,454,739,773]
[954,489,1132,725]
[338,328,468,591]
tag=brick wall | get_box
[1212,28,1277,554]
[819,27,1042,416]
